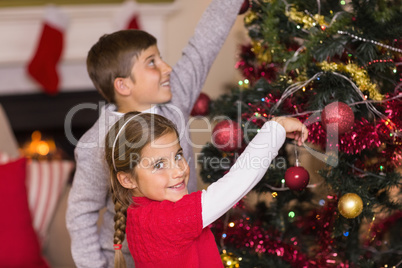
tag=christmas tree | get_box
[198,0,402,267]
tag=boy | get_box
[66,0,245,267]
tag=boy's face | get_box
[125,45,173,111]
[131,132,190,203]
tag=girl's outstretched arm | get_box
[202,118,307,227]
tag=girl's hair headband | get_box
[111,114,140,172]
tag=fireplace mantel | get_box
[0,2,178,95]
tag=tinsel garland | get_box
[212,218,313,267]
[235,44,279,85]
[318,61,384,101]
[306,118,382,154]
[285,7,327,29]
[362,211,402,248]
[240,91,402,170]
[294,200,352,267]
[212,200,358,267]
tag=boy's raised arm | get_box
[170,0,245,114]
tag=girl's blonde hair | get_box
[105,112,179,268]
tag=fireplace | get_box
[0,90,104,159]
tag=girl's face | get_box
[131,132,190,203]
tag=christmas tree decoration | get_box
[338,193,364,219]
[319,62,383,101]
[251,41,272,64]
[235,44,278,84]
[27,5,69,95]
[284,145,310,191]
[321,102,355,135]
[198,0,402,266]
[284,165,310,191]
[238,0,250,15]
[220,251,240,268]
[286,7,326,29]
[190,92,211,116]
[212,120,243,152]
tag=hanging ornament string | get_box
[283,45,306,73]
[270,72,323,114]
[330,71,386,119]
[349,94,402,106]
[268,68,401,139]
[329,11,346,27]
[316,0,321,15]
[277,93,402,119]
[263,182,322,191]
[270,70,386,119]
[346,163,388,179]
[294,140,300,166]
[318,61,384,101]
[337,31,402,54]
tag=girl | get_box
[105,112,307,268]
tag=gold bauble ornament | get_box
[338,193,363,219]
[221,251,240,268]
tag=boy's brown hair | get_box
[87,30,157,104]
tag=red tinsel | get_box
[241,89,402,171]
[212,217,313,267]
[212,199,355,267]
[235,45,279,85]
[362,211,402,248]
[306,117,382,154]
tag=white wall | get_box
[165,0,247,99]
[0,0,249,189]
[0,0,248,96]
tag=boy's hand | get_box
[271,117,308,146]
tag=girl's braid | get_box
[112,196,129,268]
[113,199,128,246]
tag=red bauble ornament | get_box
[191,93,211,116]
[212,120,243,152]
[284,166,310,191]
[321,101,355,135]
[238,0,250,15]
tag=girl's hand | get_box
[271,117,308,146]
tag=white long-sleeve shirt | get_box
[202,121,286,227]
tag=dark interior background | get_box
[0,90,104,159]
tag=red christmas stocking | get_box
[27,6,69,95]
[126,14,142,30]
[114,1,142,30]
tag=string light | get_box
[364,58,394,68]
[288,211,296,218]
[337,31,402,53]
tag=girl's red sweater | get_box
[126,191,223,268]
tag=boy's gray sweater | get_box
[66,0,244,267]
